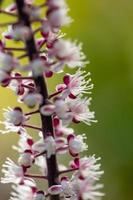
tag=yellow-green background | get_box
[0,0,133,199]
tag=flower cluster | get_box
[0,0,104,200]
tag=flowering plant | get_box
[0,0,104,200]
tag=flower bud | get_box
[48,185,63,195]
[18,151,33,167]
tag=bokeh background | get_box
[0,0,133,199]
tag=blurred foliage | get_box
[0,0,133,199]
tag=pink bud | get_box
[48,185,63,195]
[40,105,55,116]
[63,75,70,85]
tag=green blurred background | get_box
[0,0,133,199]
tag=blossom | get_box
[71,178,104,200]
[1,158,25,184]
[22,92,43,108]
[0,52,17,72]
[68,97,96,125]
[56,69,94,98]
[3,25,31,41]
[3,107,26,126]
[70,155,104,181]
[0,0,104,199]
[32,135,56,158]
[67,134,88,157]
[53,117,74,137]
[0,107,29,134]
[49,39,87,70]
[18,150,34,167]
[47,8,72,28]
[46,0,72,28]
[9,182,37,200]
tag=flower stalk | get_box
[0,1,104,200]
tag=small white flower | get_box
[32,138,45,153]
[68,134,88,156]
[3,107,26,126]
[0,107,28,134]
[9,183,36,200]
[50,39,87,69]
[71,155,104,181]
[53,117,74,137]
[18,151,34,167]
[11,25,31,41]
[68,97,96,125]
[33,136,56,158]
[48,8,72,28]
[58,70,94,98]
[0,52,15,72]
[54,98,71,121]
[31,59,45,77]
[71,178,104,200]
[61,177,74,198]
[23,93,43,108]
[1,158,24,184]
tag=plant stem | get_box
[24,174,47,179]
[23,124,42,131]
[15,1,60,200]
[25,110,39,116]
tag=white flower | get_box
[31,59,45,77]
[32,138,45,154]
[0,107,28,134]
[50,39,87,69]
[48,8,72,28]
[3,107,26,126]
[61,177,74,198]
[71,155,104,181]
[68,134,88,156]
[71,178,104,200]
[1,158,24,184]
[9,183,36,200]
[18,151,34,167]
[33,136,56,158]
[0,52,15,72]
[23,93,43,108]
[53,117,74,137]
[68,97,96,125]
[11,25,31,41]
[57,70,93,98]
[54,98,71,121]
